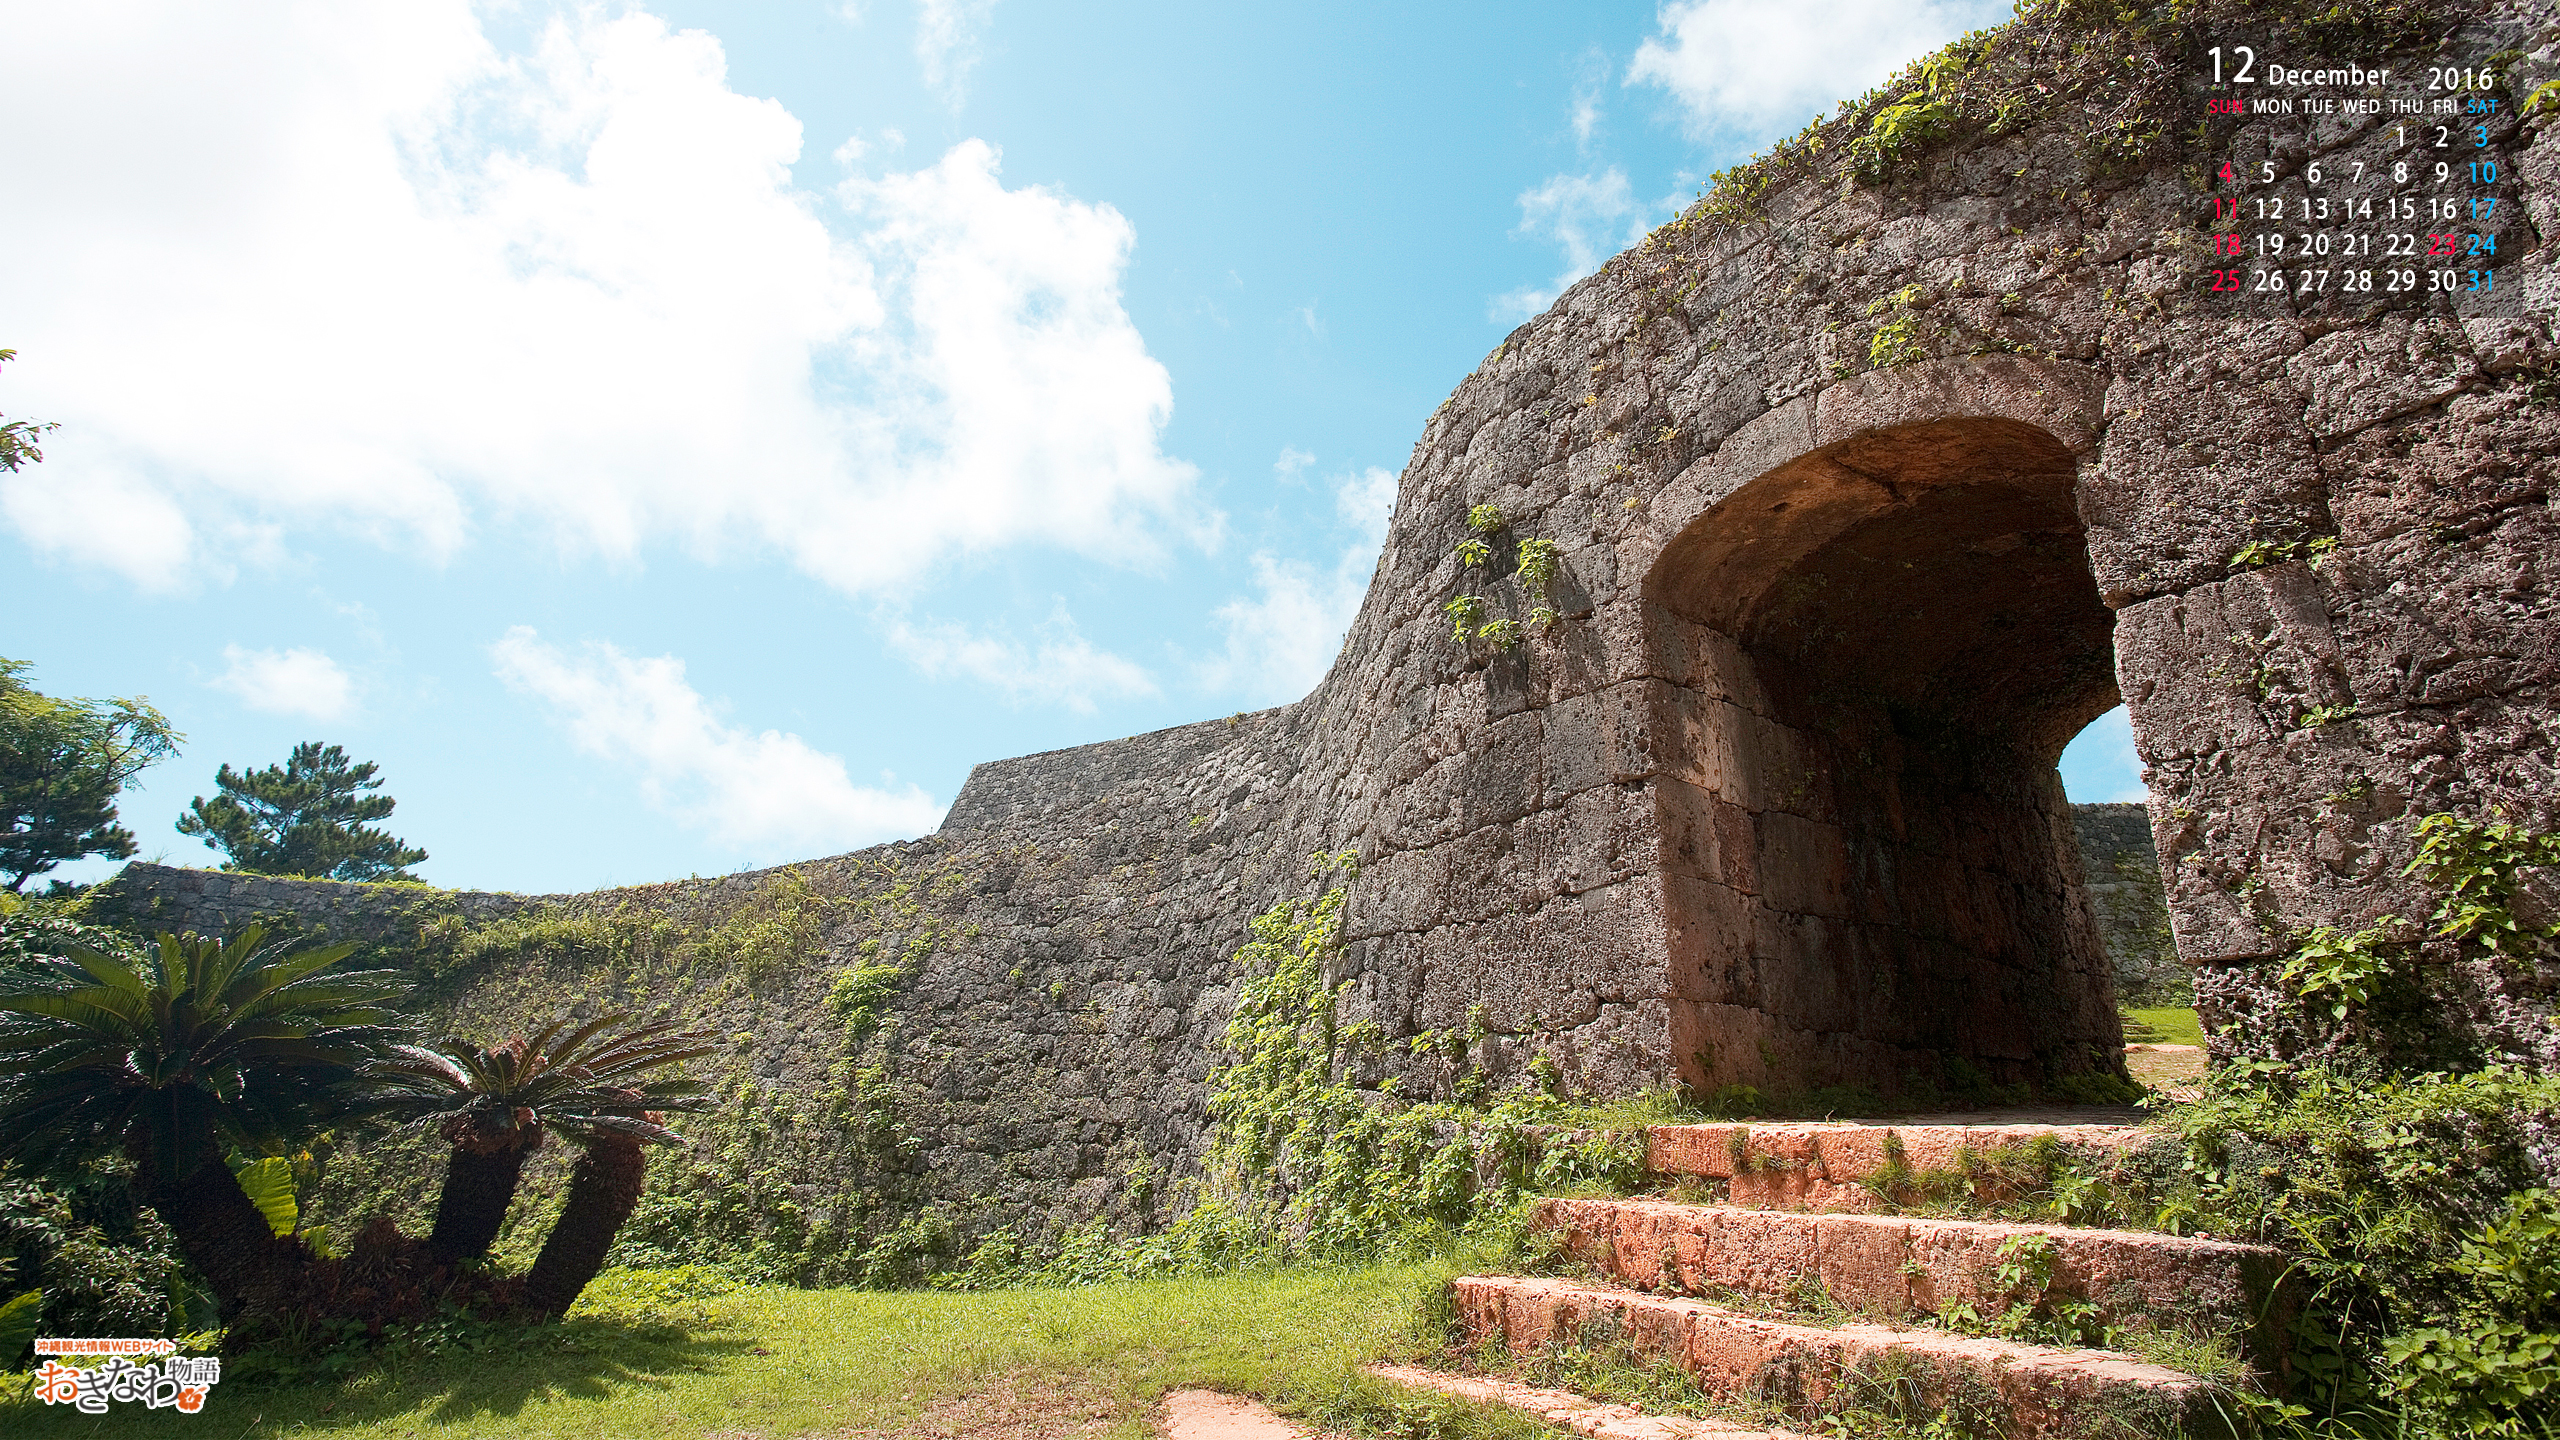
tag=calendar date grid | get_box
[2197,55,2509,305]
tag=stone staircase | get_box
[1372,1117,2290,1439]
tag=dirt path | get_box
[1158,1389,1320,1440]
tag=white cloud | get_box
[1571,88,1604,148]
[1274,446,1315,481]
[1334,465,1397,536]
[915,0,997,103]
[490,626,942,852]
[1491,169,1648,321]
[1198,466,1398,706]
[211,645,356,721]
[0,3,1200,596]
[1567,46,1610,151]
[828,140,1206,580]
[881,605,1157,713]
[832,127,906,166]
[1627,0,2009,141]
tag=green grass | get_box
[0,1263,1545,1440]
[2121,1006,2203,1047]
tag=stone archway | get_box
[1642,377,2130,1102]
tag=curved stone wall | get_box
[87,0,2560,1242]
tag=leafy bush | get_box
[2152,1062,2560,1434]
[0,1162,202,1342]
[2383,1189,2560,1433]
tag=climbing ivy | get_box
[1514,539,1561,634]
[1442,594,1489,643]
[2279,916,2407,1021]
[1202,852,1642,1259]
[1446,513,1567,650]
[2406,813,2560,955]
[2229,535,2340,572]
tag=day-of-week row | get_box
[2210,95,2471,115]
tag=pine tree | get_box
[176,742,427,881]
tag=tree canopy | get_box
[177,742,428,882]
[0,657,183,893]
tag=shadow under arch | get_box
[1643,407,2129,1102]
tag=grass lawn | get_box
[2,1262,1540,1440]
[2120,1006,2204,1047]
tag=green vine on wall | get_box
[1446,507,1568,652]
[2228,535,2340,572]
[2407,813,2560,955]
[1201,851,1640,1257]
[2272,814,2560,1027]
[2279,917,2407,1022]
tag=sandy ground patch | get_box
[1158,1388,1322,1439]
[2127,1043,2206,1098]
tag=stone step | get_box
[1646,1121,2151,1211]
[1366,1364,1812,1440]
[1451,1275,2232,1440]
[1536,1196,2292,1375]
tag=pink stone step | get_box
[1452,1275,2228,1440]
[1536,1197,2293,1376]
[1365,1364,1810,1439]
[1646,1121,2150,1211]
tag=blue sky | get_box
[0,0,2137,895]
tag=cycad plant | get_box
[0,926,405,1314]
[365,1016,713,1278]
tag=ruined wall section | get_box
[83,864,539,945]
[2081,3,2560,1069]
[89,709,1317,1251]
[2074,803,2182,1004]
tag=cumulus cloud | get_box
[1197,466,1398,706]
[0,3,1200,597]
[490,626,942,852]
[881,605,1157,713]
[1490,169,1649,321]
[211,645,356,721]
[1627,0,2009,141]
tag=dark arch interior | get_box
[1741,466,2122,761]
[1648,418,2129,1100]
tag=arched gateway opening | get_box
[1645,409,2129,1101]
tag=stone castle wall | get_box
[2073,803,2181,1005]
[76,0,2560,1247]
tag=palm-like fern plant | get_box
[0,925,406,1310]
[363,1015,713,1269]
